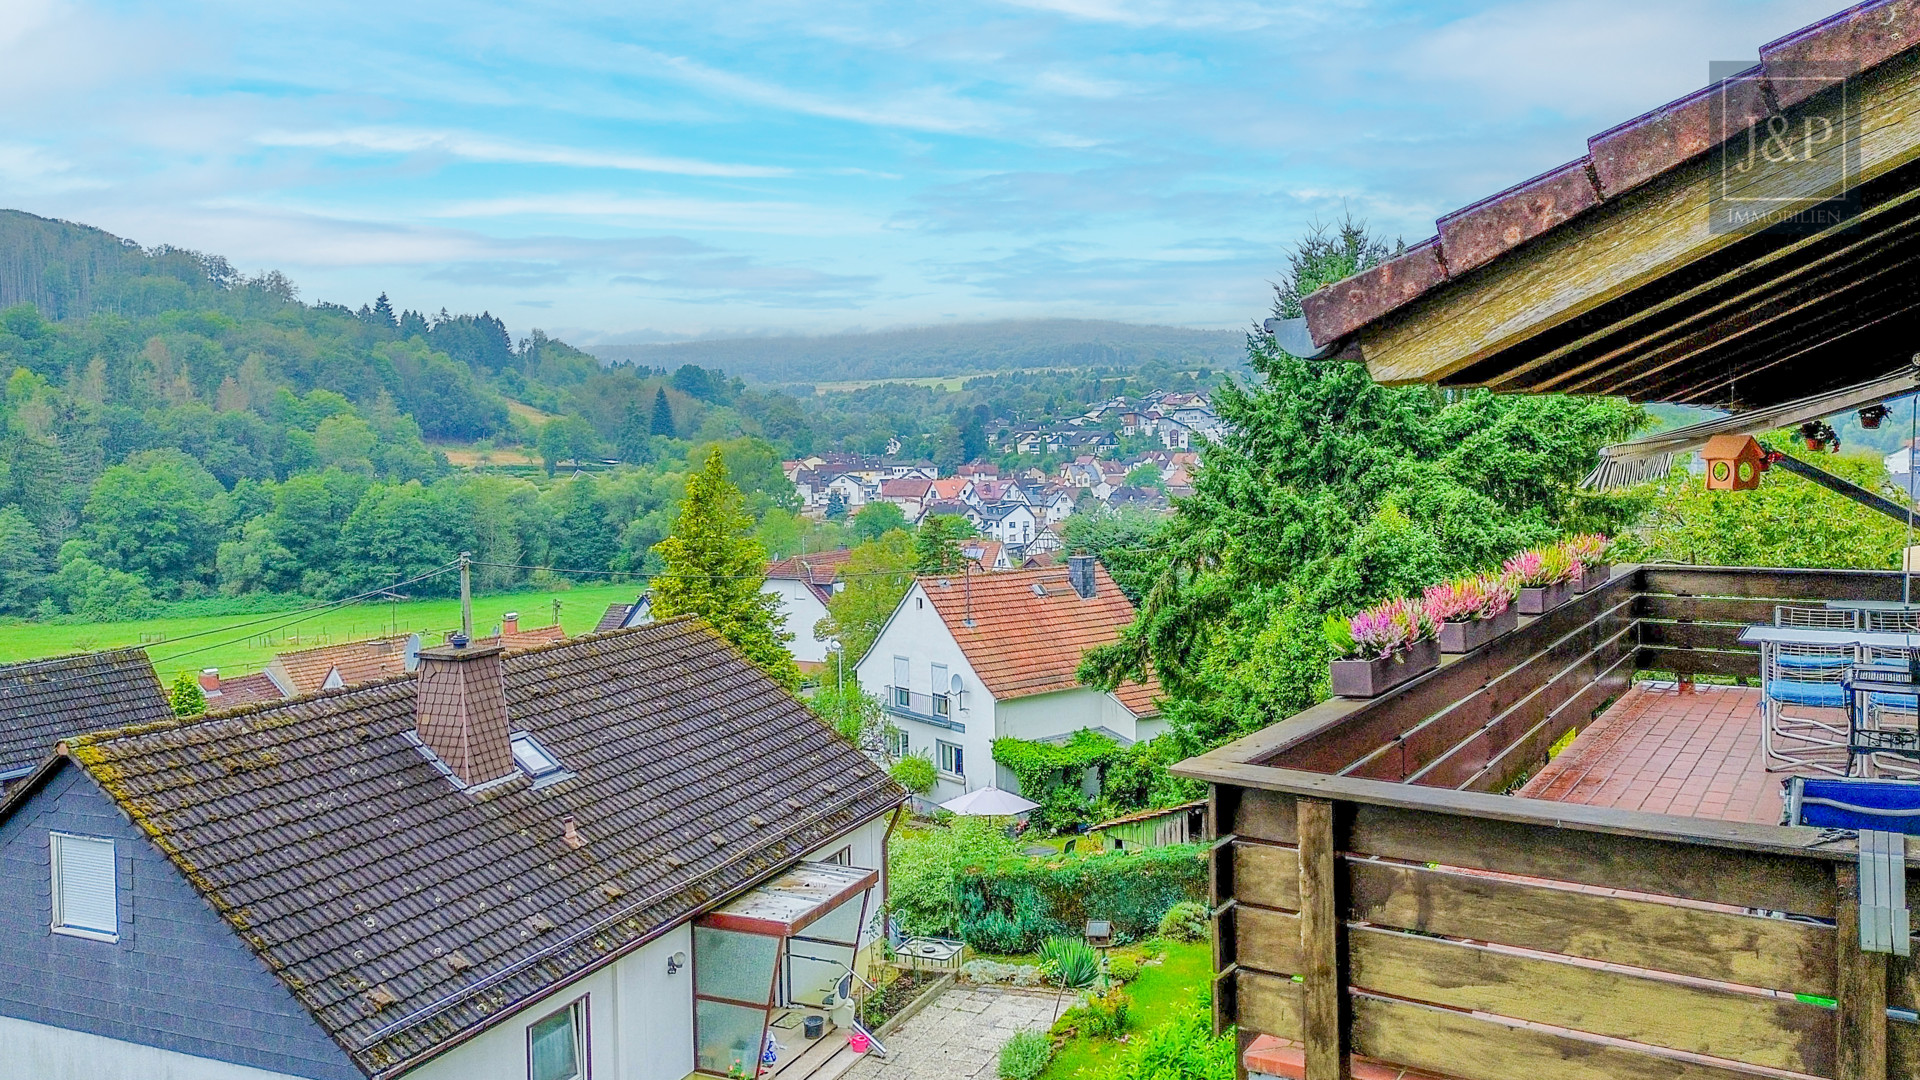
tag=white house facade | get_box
[854,559,1162,805]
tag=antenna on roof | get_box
[459,551,473,642]
[964,562,974,627]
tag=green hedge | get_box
[956,844,1208,953]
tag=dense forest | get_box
[0,211,1220,623]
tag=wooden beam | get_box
[1356,50,1920,391]
[1836,863,1889,1080]
[1297,798,1349,1080]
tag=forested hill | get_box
[0,209,1238,627]
[592,319,1247,384]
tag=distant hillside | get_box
[590,319,1248,384]
[0,210,245,320]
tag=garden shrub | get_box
[1158,900,1210,943]
[997,1031,1053,1080]
[956,844,1207,952]
[1108,955,1140,983]
[1039,936,1100,988]
[889,817,1021,937]
[1054,988,1132,1039]
[1115,991,1235,1080]
[890,753,936,794]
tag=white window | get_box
[886,728,909,758]
[938,741,964,778]
[893,656,911,707]
[50,833,117,942]
[511,732,566,780]
[931,663,950,716]
[528,997,589,1080]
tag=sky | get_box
[0,0,1847,345]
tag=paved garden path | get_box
[841,984,1061,1080]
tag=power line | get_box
[150,563,462,667]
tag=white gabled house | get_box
[854,557,1162,804]
[763,549,853,667]
[975,502,1039,548]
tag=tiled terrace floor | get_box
[1518,682,1812,825]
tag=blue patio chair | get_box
[1784,776,1920,835]
[1761,640,1852,775]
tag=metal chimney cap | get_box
[449,633,470,649]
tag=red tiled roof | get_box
[766,548,854,587]
[269,637,415,696]
[918,564,1161,713]
[205,671,284,710]
[878,478,933,499]
[929,478,971,501]
[1298,0,1920,349]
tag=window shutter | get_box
[54,834,117,936]
[931,664,948,696]
[893,656,910,688]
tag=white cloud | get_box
[254,127,793,178]
[425,193,883,235]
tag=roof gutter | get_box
[1260,317,1350,361]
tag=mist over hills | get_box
[590,319,1249,385]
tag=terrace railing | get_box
[1175,564,1920,1080]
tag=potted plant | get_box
[1564,534,1612,594]
[1504,547,1578,614]
[1424,574,1518,654]
[1325,597,1439,698]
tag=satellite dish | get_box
[949,673,964,695]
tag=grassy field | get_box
[0,582,645,682]
[1038,939,1211,1080]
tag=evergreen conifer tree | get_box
[650,387,676,438]
[168,669,206,717]
[372,292,396,328]
[652,448,801,691]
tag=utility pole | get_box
[458,551,473,642]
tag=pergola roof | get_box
[1295,0,1920,409]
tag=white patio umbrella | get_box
[939,786,1040,817]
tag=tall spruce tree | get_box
[650,387,676,438]
[652,447,801,691]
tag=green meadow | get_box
[0,582,645,682]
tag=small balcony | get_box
[1176,564,1918,1080]
[883,686,965,731]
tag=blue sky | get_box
[0,0,1844,344]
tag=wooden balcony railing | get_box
[1174,565,1920,1080]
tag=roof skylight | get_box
[511,732,566,781]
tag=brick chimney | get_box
[414,638,515,787]
[198,668,220,692]
[1068,555,1097,600]
[502,611,519,635]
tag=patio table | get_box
[1737,626,1920,649]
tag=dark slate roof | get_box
[0,648,170,779]
[593,601,634,633]
[45,619,904,1077]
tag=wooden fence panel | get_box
[1232,841,1301,911]
[1347,804,1837,917]
[1349,994,1792,1080]
[1347,860,1837,995]
[1346,926,1835,1075]
[1234,968,1305,1042]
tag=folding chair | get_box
[1784,775,1920,835]
[1760,640,1853,774]
[1858,645,1920,779]
[1776,605,1859,630]
[1865,608,1920,633]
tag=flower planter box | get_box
[1574,563,1611,594]
[1438,606,1518,654]
[1330,637,1440,698]
[1516,581,1574,615]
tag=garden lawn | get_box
[1038,939,1212,1080]
[0,582,644,681]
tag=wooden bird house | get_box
[1701,434,1767,491]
